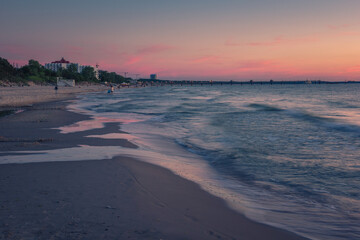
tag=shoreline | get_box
[0,96,309,239]
[0,84,108,109]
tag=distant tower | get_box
[94,63,100,80]
[150,74,157,80]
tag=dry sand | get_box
[0,98,309,239]
[0,84,107,108]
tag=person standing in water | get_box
[108,84,114,93]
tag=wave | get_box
[175,138,257,183]
[327,100,360,109]
[247,103,283,112]
[247,103,360,135]
[175,134,359,207]
[286,110,360,135]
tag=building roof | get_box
[52,57,70,64]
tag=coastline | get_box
[0,95,309,239]
[0,84,108,109]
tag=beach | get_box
[0,87,308,239]
[0,84,108,108]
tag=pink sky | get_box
[1,0,360,81]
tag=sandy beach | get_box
[0,92,309,239]
[0,84,107,108]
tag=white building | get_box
[44,58,99,79]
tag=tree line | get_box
[0,57,129,85]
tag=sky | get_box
[1,0,360,81]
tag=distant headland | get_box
[1,56,359,87]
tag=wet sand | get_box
[0,100,309,239]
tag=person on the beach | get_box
[108,84,114,93]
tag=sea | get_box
[4,83,360,239]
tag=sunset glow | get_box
[1,0,360,80]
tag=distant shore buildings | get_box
[150,74,157,80]
[44,58,99,79]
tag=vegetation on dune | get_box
[99,70,128,84]
[58,63,98,83]
[19,59,58,84]
[0,57,26,84]
[0,56,129,85]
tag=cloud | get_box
[345,65,360,73]
[125,55,143,65]
[224,39,243,47]
[0,43,49,65]
[328,24,351,30]
[246,36,318,46]
[191,55,220,64]
[335,31,360,37]
[226,36,318,47]
[239,60,274,68]
[137,44,175,55]
[63,46,83,56]
[0,43,34,57]
[226,60,307,78]
[121,44,176,66]
[326,23,360,37]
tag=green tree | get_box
[28,59,42,76]
[0,57,16,80]
[99,70,128,84]
[1,56,58,84]
[62,64,82,81]
[81,66,98,82]
[67,63,78,73]
[17,59,48,83]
